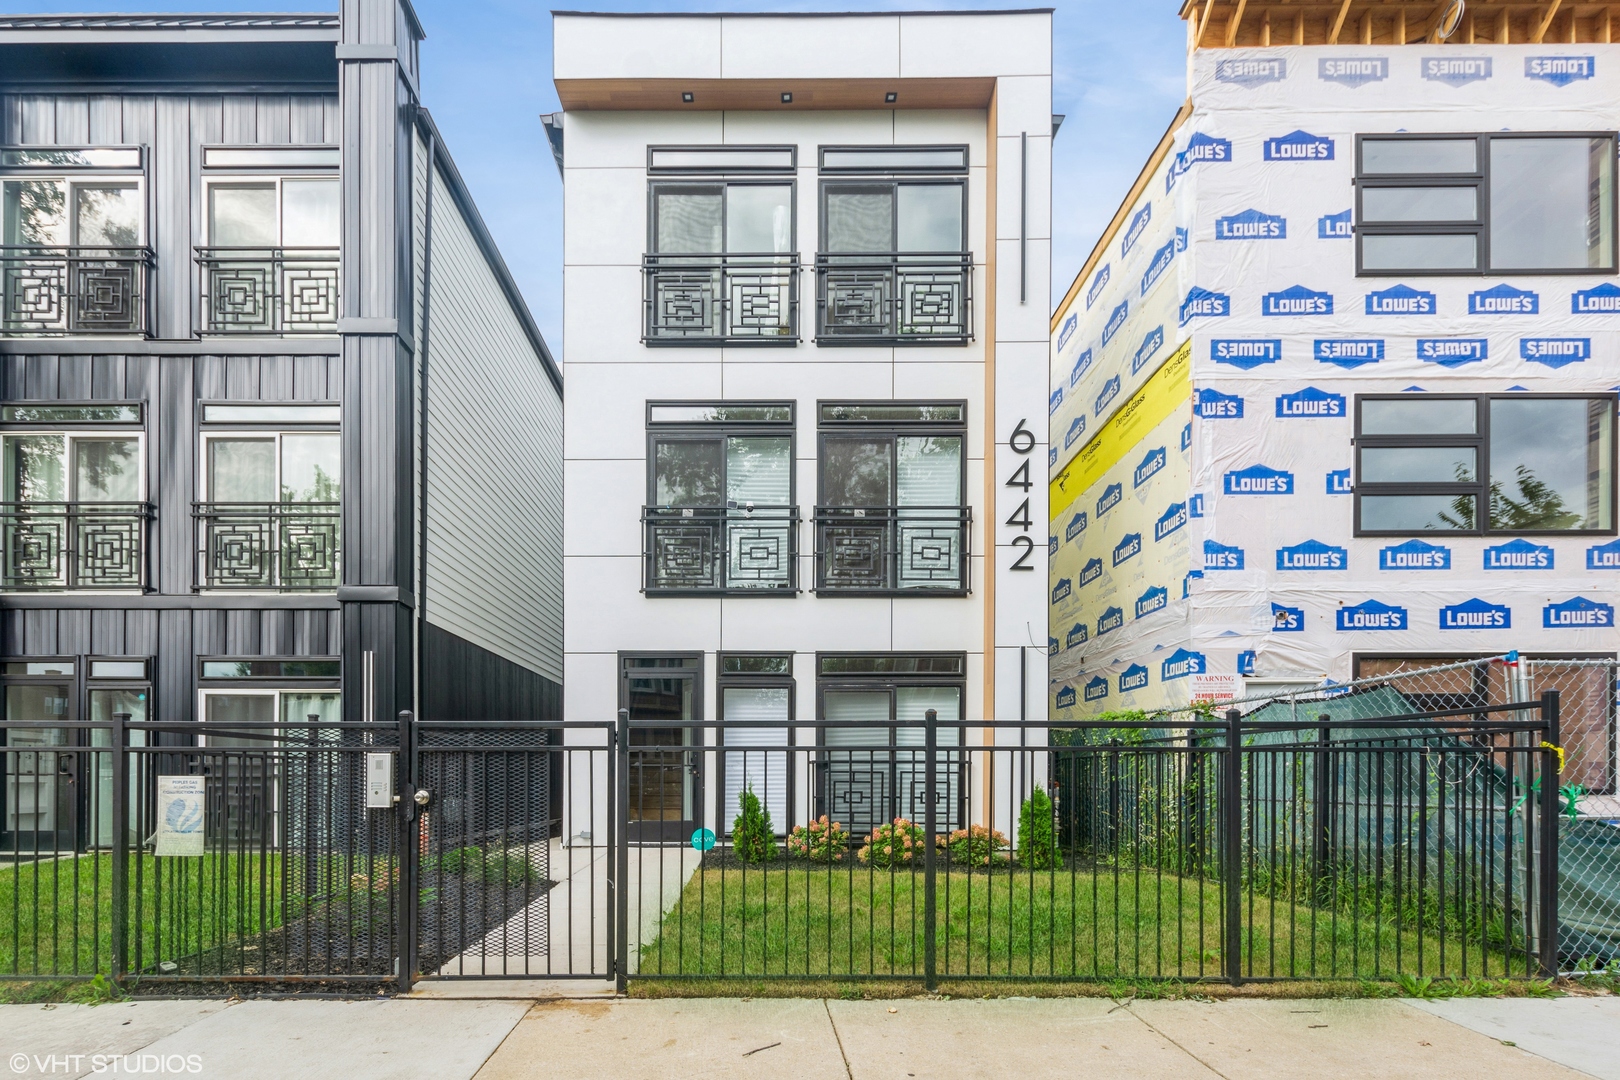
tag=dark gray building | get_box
[0,2,561,848]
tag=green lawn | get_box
[0,852,377,978]
[637,866,1524,982]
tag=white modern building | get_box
[1047,0,1619,794]
[553,9,1052,842]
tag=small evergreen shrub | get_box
[786,815,849,862]
[1017,789,1057,869]
[857,818,926,868]
[937,824,1008,867]
[731,786,778,863]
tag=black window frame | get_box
[643,146,800,348]
[815,400,969,509]
[813,650,967,835]
[1352,392,1619,537]
[1354,131,1620,277]
[646,177,799,256]
[814,400,971,597]
[716,652,795,838]
[642,400,798,597]
[814,145,973,348]
[196,655,342,689]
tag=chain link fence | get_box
[1139,654,1618,975]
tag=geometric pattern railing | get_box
[642,254,800,345]
[0,502,152,590]
[195,247,338,335]
[813,505,972,595]
[193,501,340,591]
[0,247,153,336]
[815,253,973,345]
[642,505,799,594]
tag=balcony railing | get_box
[194,502,341,591]
[643,505,799,594]
[814,506,971,595]
[642,253,800,345]
[0,247,153,336]
[195,247,338,335]
[0,502,151,591]
[815,253,973,345]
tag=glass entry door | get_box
[2,681,75,851]
[622,657,702,843]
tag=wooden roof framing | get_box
[1176,1,1620,47]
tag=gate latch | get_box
[414,789,432,807]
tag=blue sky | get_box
[1,0,1189,347]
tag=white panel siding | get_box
[423,163,563,683]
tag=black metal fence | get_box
[0,698,1562,990]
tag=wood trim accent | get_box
[554,77,995,112]
[1051,99,1193,334]
[983,80,997,746]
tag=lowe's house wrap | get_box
[1049,41,1620,718]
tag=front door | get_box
[2,680,75,852]
[621,656,702,843]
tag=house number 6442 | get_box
[1004,419,1035,571]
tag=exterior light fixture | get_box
[885,92,897,103]
[780,92,792,103]
[681,91,694,103]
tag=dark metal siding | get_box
[421,621,560,723]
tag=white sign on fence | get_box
[153,775,205,857]
[1189,674,1244,705]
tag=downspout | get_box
[415,115,437,724]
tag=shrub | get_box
[857,818,926,868]
[427,845,542,886]
[731,786,778,863]
[786,816,849,862]
[1017,789,1057,869]
[936,824,1008,867]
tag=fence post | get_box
[396,710,415,995]
[110,711,129,986]
[1313,715,1332,903]
[1538,690,1561,979]
[614,708,630,994]
[1223,708,1243,986]
[924,708,938,992]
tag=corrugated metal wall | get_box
[422,161,563,685]
[1,92,340,340]
[0,89,346,723]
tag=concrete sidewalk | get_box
[1,994,1612,1080]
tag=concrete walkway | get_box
[1,994,1612,1080]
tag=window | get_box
[1,147,149,335]
[198,680,341,847]
[0,407,147,590]
[1355,133,1617,275]
[816,145,971,343]
[198,148,339,335]
[196,411,341,590]
[1354,395,1616,534]
[816,652,965,839]
[643,401,796,594]
[644,147,798,344]
[718,653,793,837]
[815,402,969,594]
